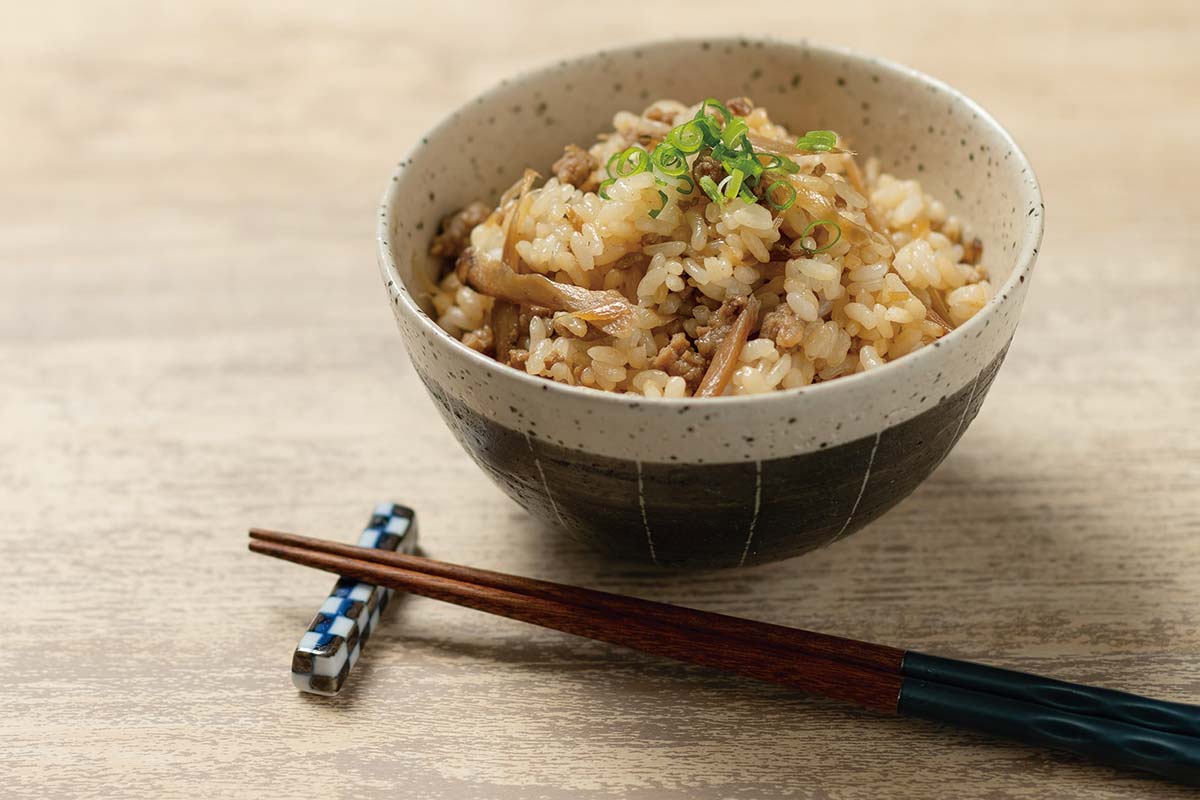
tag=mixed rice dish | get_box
[428,97,989,398]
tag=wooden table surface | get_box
[5,2,1198,797]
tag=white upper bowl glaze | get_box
[377,38,1043,567]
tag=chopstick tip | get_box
[247,539,274,556]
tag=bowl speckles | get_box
[378,38,1043,568]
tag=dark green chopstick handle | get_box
[903,652,1200,737]
[899,679,1200,785]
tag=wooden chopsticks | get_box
[249,528,901,710]
[249,528,1200,785]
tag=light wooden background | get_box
[4,1,1198,797]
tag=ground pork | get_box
[504,348,529,369]
[552,145,597,191]
[430,201,490,260]
[691,150,725,188]
[759,304,806,349]
[610,251,650,271]
[962,236,984,265]
[767,242,793,262]
[462,324,494,355]
[652,333,708,391]
[725,96,754,116]
[644,106,679,124]
[694,295,749,357]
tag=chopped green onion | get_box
[720,118,749,150]
[795,129,839,152]
[648,190,670,219]
[722,168,745,200]
[733,151,764,181]
[694,97,734,127]
[801,219,842,252]
[613,146,651,177]
[699,175,723,205]
[667,119,709,154]
[765,179,796,210]
[650,144,688,177]
[710,144,758,180]
[695,115,723,142]
[602,101,831,220]
[756,152,801,173]
[605,151,621,179]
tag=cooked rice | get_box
[429,98,990,398]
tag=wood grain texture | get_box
[2,1,1198,797]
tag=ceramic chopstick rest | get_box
[290,503,418,695]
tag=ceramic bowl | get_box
[377,38,1043,568]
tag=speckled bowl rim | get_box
[377,36,1044,408]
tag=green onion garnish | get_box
[667,119,708,154]
[795,130,838,152]
[801,219,842,252]
[613,146,651,177]
[720,118,749,150]
[756,152,801,173]
[650,144,688,177]
[594,101,841,220]
[699,175,723,205]
[605,151,621,178]
[743,153,766,179]
[722,168,745,200]
[765,179,796,210]
[695,115,723,142]
[694,97,734,126]
[648,190,670,219]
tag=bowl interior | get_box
[386,38,1038,323]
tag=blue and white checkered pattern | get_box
[290,503,418,695]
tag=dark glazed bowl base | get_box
[416,343,1008,569]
